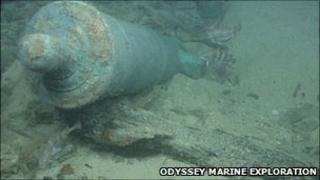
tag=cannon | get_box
[18,1,307,167]
[19,1,205,109]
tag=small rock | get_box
[59,163,74,175]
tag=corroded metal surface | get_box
[19,1,113,108]
[19,1,205,109]
[19,1,208,109]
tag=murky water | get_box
[1,1,319,179]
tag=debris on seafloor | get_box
[187,24,241,48]
[206,24,241,47]
[58,163,75,176]
[1,142,21,177]
[246,93,260,100]
[292,83,303,98]
[200,47,238,85]
[278,103,319,166]
[1,121,81,178]
[38,122,82,169]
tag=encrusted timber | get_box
[65,101,307,167]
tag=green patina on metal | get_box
[19,1,205,109]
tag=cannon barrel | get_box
[19,1,205,109]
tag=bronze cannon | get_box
[19,1,205,109]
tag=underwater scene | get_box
[1,0,319,179]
